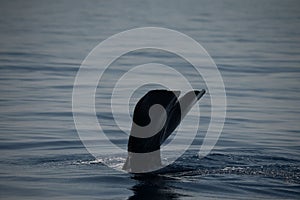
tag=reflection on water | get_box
[128,175,183,200]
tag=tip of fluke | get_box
[194,89,206,100]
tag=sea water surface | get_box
[0,0,300,199]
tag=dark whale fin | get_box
[123,89,205,173]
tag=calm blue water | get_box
[1,0,300,199]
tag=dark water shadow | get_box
[127,174,187,200]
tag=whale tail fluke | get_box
[123,89,205,173]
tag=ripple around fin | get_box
[75,157,127,171]
[159,154,300,184]
[72,153,300,184]
[76,159,104,165]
